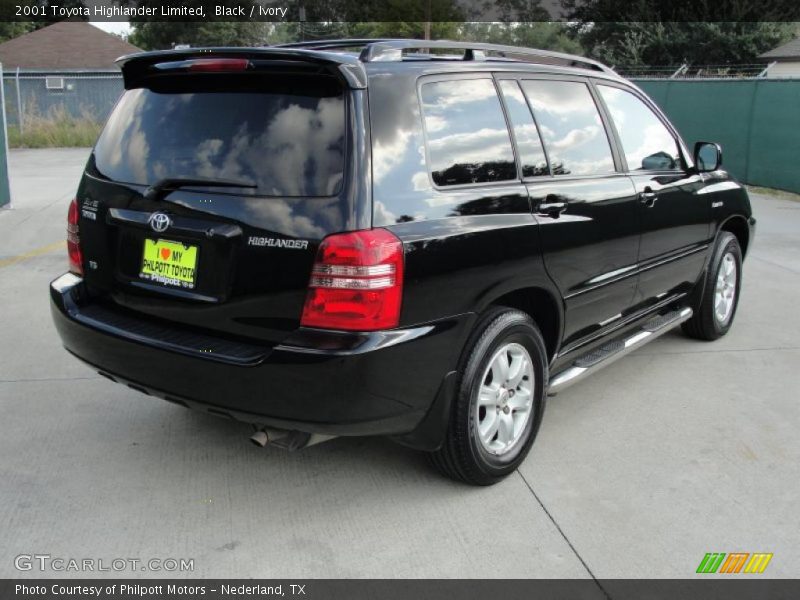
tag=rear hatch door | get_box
[78,51,368,344]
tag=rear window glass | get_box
[94,81,345,197]
[420,78,516,187]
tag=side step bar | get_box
[548,307,693,395]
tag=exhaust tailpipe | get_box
[249,427,289,448]
[249,427,336,451]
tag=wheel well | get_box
[490,288,560,361]
[721,216,750,257]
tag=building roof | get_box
[760,37,800,60]
[0,21,142,71]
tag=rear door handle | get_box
[639,187,658,207]
[537,198,568,218]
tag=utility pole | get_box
[424,0,431,40]
[299,6,306,42]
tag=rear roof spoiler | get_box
[116,47,368,89]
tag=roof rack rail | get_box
[273,39,390,51]
[274,38,615,75]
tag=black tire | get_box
[428,307,548,486]
[683,232,743,341]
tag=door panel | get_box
[629,173,711,307]
[593,83,711,311]
[512,77,640,351]
[529,176,640,350]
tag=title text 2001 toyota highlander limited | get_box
[51,40,755,485]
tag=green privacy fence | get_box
[632,78,800,194]
[0,64,10,208]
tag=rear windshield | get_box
[93,76,346,197]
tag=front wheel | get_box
[428,308,548,486]
[683,232,743,341]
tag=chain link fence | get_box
[2,70,123,146]
[616,64,773,79]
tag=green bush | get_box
[8,106,102,148]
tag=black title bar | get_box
[2,0,800,23]
[4,579,800,600]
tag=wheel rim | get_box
[474,342,535,456]
[714,252,737,326]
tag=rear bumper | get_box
[50,273,469,441]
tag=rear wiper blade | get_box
[144,177,257,201]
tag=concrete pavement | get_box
[0,149,797,580]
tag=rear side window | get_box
[498,80,549,178]
[420,78,516,187]
[597,85,681,171]
[521,80,615,176]
[94,78,345,197]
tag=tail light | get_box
[67,198,83,275]
[301,229,404,331]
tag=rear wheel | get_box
[428,308,547,486]
[683,232,742,341]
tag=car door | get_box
[498,75,641,352]
[595,83,711,311]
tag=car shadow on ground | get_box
[126,397,451,489]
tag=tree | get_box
[128,1,270,50]
[299,0,465,24]
[562,0,797,66]
[129,21,271,50]
[36,0,89,20]
[563,0,800,23]
[0,22,36,44]
[0,1,88,43]
[266,21,462,45]
[457,23,582,54]
[571,21,795,67]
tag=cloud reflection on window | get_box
[597,86,681,171]
[521,80,615,176]
[421,79,516,187]
[94,88,345,197]
[498,80,549,177]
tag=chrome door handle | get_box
[538,200,568,218]
[639,188,658,207]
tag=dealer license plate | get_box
[140,239,199,289]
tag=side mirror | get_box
[694,141,722,173]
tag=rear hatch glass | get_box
[94,75,345,197]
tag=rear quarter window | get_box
[93,78,346,197]
[420,78,516,187]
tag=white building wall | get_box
[766,61,800,78]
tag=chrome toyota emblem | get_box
[148,212,171,233]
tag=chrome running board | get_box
[548,307,693,395]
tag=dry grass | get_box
[746,185,800,203]
[8,105,102,148]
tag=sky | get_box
[91,21,132,37]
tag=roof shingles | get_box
[0,21,142,71]
[760,37,800,60]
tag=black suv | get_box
[51,40,755,485]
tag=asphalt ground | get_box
[1,149,797,579]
